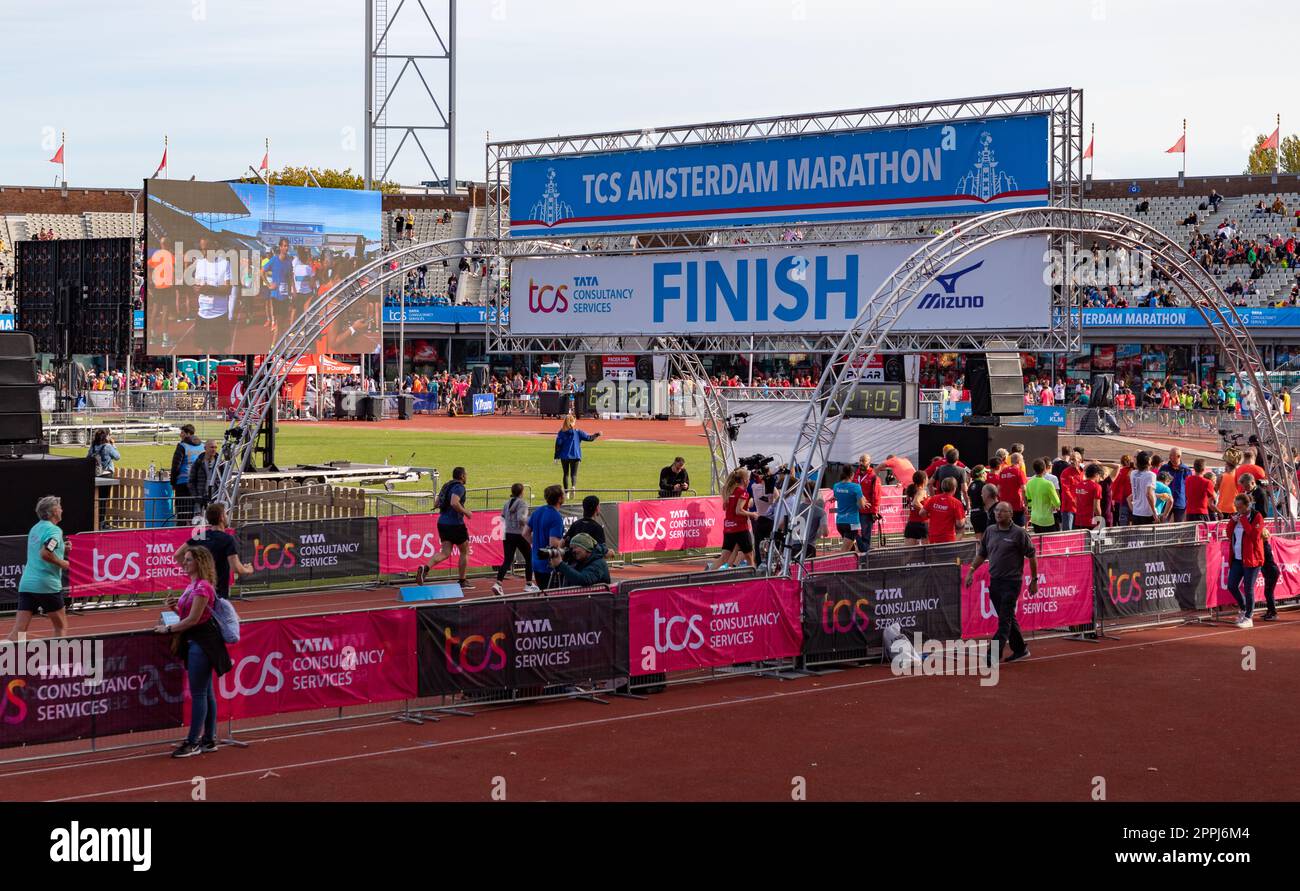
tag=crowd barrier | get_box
[3,521,1299,760]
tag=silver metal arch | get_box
[211,237,485,513]
[770,207,1296,577]
[211,237,737,511]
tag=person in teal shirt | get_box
[9,496,71,640]
[1154,473,1175,522]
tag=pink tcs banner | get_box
[67,526,195,598]
[628,577,802,674]
[1204,535,1300,608]
[377,513,505,575]
[877,485,906,535]
[618,496,723,552]
[207,608,417,720]
[961,552,1094,638]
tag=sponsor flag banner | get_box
[416,595,626,696]
[801,564,962,659]
[509,114,1050,236]
[1204,536,1300,609]
[241,518,379,585]
[1,633,184,750]
[378,514,504,575]
[213,609,416,720]
[1093,543,1204,619]
[962,553,1094,638]
[877,485,907,536]
[618,496,722,553]
[627,578,802,675]
[510,236,1052,337]
[0,535,26,611]
[67,526,194,598]
[417,600,513,696]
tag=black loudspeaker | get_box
[0,456,95,536]
[14,239,132,359]
[985,352,1026,416]
[965,356,992,417]
[635,356,654,382]
[1089,373,1115,409]
[585,356,603,382]
[883,354,905,383]
[0,333,42,446]
[471,366,489,392]
[539,391,571,417]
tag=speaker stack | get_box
[0,332,47,457]
[964,350,1025,424]
[15,237,134,360]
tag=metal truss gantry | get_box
[365,0,456,191]
[483,87,1084,357]
[768,207,1298,578]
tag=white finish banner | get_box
[509,235,1051,336]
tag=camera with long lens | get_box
[538,547,564,559]
[739,453,774,475]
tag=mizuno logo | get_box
[932,261,984,294]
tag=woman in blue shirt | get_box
[554,414,600,497]
[8,496,71,640]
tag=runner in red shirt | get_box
[1111,455,1133,525]
[921,477,966,543]
[1058,452,1083,530]
[1072,464,1104,529]
[1234,449,1267,489]
[1184,457,1217,521]
[995,456,1028,526]
[903,471,929,545]
[709,467,757,570]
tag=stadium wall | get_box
[1087,172,1300,200]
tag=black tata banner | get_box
[240,517,379,585]
[801,564,963,660]
[0,632,184,750]
[1093,543,1205,619]
[417,593,626,696]
[0,535,25,612]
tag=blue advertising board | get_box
[382,305,509,325]
[1081,307,1300,328]
[472,393,496,416]
[942,402,1066,428]
[1,312,144,332]
[509,115,1050,236]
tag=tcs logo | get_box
[1,679,28,724]
[395,529,440,561]
[1107,568,1144,605]
[633,515,667,541]
[652,609,705,652]
[820,595,871,633]
[252,541,297,571]
[443,628,507,674]
[93,549,141,582]
[219,653,285,698]
[527,279,569,314]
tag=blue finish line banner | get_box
[942,402,1066,427]
[382,306,508,325]
[510,115,1050,236]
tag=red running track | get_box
[3,613,1298,802]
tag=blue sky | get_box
[0,0,1291,189]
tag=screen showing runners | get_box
[144,179,382,356]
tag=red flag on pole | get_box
[48,143,64,164]
[152,147,168,179]
[1082,138,1094,160]
[259,151,269,171]
[1166,134,1186,154]
[1261,127,1280,151]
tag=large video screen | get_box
[144,180,383,356]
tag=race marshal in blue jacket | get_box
[554,414,600,497]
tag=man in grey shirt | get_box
[932,448,970,508]
[965,502,1038,665]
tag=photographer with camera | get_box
[659,457,690,498]
[547,533,610,588]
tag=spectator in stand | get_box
[658,457,690,498]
